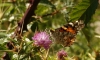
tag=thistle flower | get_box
[57,50,67,60]
[32,32,52,50]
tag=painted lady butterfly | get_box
[50,20,84,47]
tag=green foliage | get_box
[70,0,90,21]
[0,0,100,60]
[70,0,99,25]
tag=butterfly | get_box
[50,20,84,47]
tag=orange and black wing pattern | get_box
[50,20,84,47]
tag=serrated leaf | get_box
[70,0,90,21]
[70,0,99,25]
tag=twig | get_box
[12,0,40,39]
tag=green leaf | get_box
[0,33,6,38]
[70,0,90,21]
[40,0,56,9]
[70,0,99,25]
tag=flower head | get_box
[32,32,52,49]
[57,50,67,60]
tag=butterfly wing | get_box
[50,20,84,47]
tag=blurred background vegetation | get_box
[0,0,100,60]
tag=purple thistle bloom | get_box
[57,50,67,60]
[32,32,52,49]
